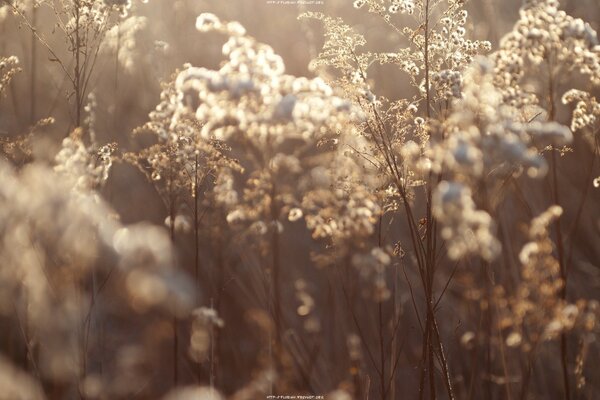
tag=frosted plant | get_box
[300,4,495,396]
[562,89,600,164]
[389,0,415,15]
[128,72,240,236]
[0,118,54,166]
[429,58,552,179]
[301,1,494,230]
[495,206,599,350]
[128,72,240,385]
[300,3,592,397]
[562,90,600,133]
[299,130,388,301]
[189,307,224,363]
[433,181,500,261]
[0,4,8,21]
[0,56,20,96]
[1,0,143,127]
[101,15,148,73]
[303,1,491,104]
[176,15,359,252]
[0,160,195,390]
[481,2,600,396]
[493,0,600,109]
[428,57,572,260]
[174,15,376,371]
[54,128,116,192]
[293,279,321,332]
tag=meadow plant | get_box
[0,55,20,95]
[301,0,598,398]
[1,0,147,127]
[0,0,599,399]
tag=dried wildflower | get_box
[55,104,116,189]
[494,206,598,351]
[493,0,600,108]
[102,15,148,73]
[176,13,359,247]
[0,56,20,96]
[189,307,224,362]
[526,121,573,147]
[562,89,600,135]
[195,13,222,32]
[302,142,381,263]
[302,0,492,226]
[353,0,366,9]
[5,0,143,127]
[506,332,523,347]
[128,70,240,232]
[0,4,8,22]
[389,0,415,15]
[347,333,362,362]
[287,207,303,222]
[433,181,500,261]
[428,58,564,261]
[54,128,116,192]
[0,160,194,385]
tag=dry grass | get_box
[0,0,599,399]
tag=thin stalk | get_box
[74,0,82,127]
[194,155,200,300]
[338,260,382,378]
[389,259,399,399]
[113,22,120,132]
[379,301,387,400]
[30,3,37,124]
[169,173,178,386]
[210,298,215,396]
[566,137,598,270]
[193,156,202,384]
[484,262,493,399]
[546,57,570,400]
[377,215,387,400]
[421,1,453,398]
[270,180,283,350]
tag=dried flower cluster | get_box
[493,0,600,108]
[176,14,362,244]
[0,0,599,399]
[0,56,20,95]
[429,57,570,260]
[494,206,599,349]
[0,159,194,394]
[101,15,148,73]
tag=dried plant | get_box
[0,0,599,399]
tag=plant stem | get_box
[169,174,178,386]
[270,180,282,348]
[74,0,82,128]
[546,57,570,400]
[30,2,37,124]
